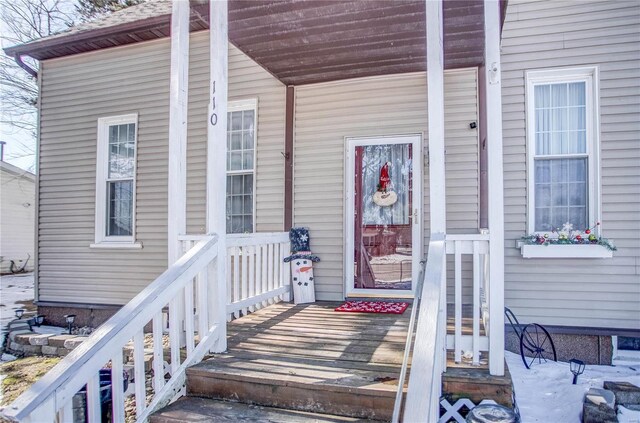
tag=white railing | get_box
[2,231,291,423]
[180,232,291,320]
[2,235,223,423]
[226,232,291,318]
[445,234,490,366]
[404,233,447,422]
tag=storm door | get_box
[345,135,422,297]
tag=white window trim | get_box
[525,66,601,236]
[227,98,258,234]
[92,113,141,249]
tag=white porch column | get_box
[484,0,506,376]
[426,0,446,235]
[168,0,189,265]
[206,0,228,353]
[168,0,190,347]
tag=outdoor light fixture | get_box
[569,359,585,384]
[14,309,25,319]
[34,315,45,327]
[63,314,76,335]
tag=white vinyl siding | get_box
[502,0,640,329]
[294,70,480,301]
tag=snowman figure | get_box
[284,227,320,304]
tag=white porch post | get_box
[168,0,189,346]
[425,0,448,374]
[484,0,506,376]
[426,0,446,236]
[206,0,228,353]
[168,1,189,265]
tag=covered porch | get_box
[3,0,510,421]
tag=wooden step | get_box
[186,351,403,420]
[149,397,370,422]
[442,361,514,408]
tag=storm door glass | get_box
[353,143,413,290]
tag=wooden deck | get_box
[152,301,512,421]
[187,302,408,420]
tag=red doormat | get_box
[335,301,409,314]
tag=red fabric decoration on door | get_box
[378,162,391,192]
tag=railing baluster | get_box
[61,403,72,423]
[283,241,292,302]
[241,246,249,316]
[267,243,274,305]
[86,371,101,423]
[152,313,165,394]
[233,246,240,318]
[197,270,208,341]
[184,282,195,354]
[454,241,462,363]
[261,244,268,307]
[111,349,126,423]
[134,330,146,417]
[473,241,481,365]
[248,245,256,312]
[278,242,285,301]
[60,400,73,423]
[257,244,265,309]
[226,245,233,320]
[169,297,181,375]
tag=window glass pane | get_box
[231,112,242,131]
[568,82,585,106]
[243,151,254,170]
[550,83,567,108]
[534,85,550,108]
[229,151,242,171]
[243,131,254,150]
[230,133,242,151]
[108,123,135,179]
[243,110,254,131]
[534,158,587,231]
[107,180,133,236]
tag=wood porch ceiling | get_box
[5,0,502,86]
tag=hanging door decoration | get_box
[373,161,398,207]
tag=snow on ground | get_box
[0,273,35,347]
[507,350,640,423]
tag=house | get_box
[0,155,35,274]
[2,0,639,421]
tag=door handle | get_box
[413,208,418,225]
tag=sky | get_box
[0,0,78,173]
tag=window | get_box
[526,67,599,233]
[226,99,256,234]
[93,114,139,247]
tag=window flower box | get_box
[520,244,613,259]
[519,222,616,259]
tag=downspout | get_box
[13,54,38,79]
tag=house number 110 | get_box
[210,80,217,126]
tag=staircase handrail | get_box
[403,233,447,422]
[1,235,220,422]
[391,255,427,422]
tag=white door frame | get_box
[344,134,423,298]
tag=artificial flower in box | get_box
[521,222,617,252]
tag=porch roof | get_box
[5,0,507,85]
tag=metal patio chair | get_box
[505,307,557,369]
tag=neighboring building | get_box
[0,160,35,274]
[3,0,639,359]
